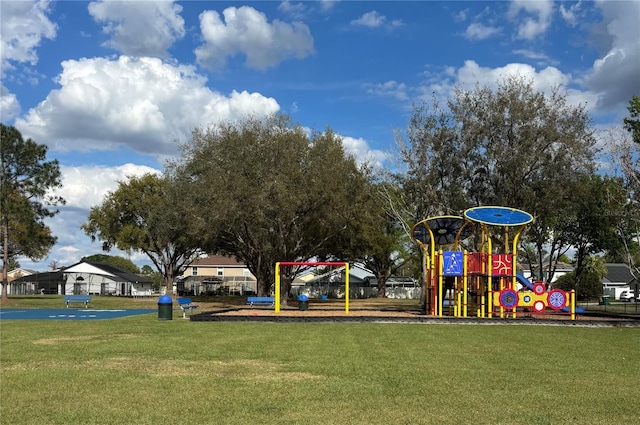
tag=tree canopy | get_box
[174,114,370,299]
[82,172,203,294]
[80,254,141,274]
[623,95,640,145]
[1,124,64,302]
[395,76,598,278]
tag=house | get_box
[7,267,37,282]
[602,263,638,300]
[520,261,573,285]
[9,271,66,295]
[179,255,257,295]
[301,264,420,299]
[63,261,153,296]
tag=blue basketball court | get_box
[0,308,156,321]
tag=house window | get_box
[217,268,224,277]
[192,267,198,276]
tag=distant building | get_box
[63,261,153,296]
[602,263,638,299]
[9,271,66,295]
[179,255,257,295]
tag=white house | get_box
[602,263,638,300]
[63,261,153,296]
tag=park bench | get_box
[178,297,198,318]
[64,295,92,308]
[247,296,275,307]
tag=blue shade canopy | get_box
[412,216,472,246]
[411,222,430,245]
[464,206,533,226]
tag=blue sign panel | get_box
[442,251,464,277]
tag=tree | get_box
[553,255,607,301]
[141,264,164,291]
[82,173,203,297]
[396,76,596,269]
[176,114,370,302]
[1,124,65,302]
[623,95,640,144]
[557,175,626,292]
[80,254,140,274]
[354,180,411,298]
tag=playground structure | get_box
[411,206,577,320]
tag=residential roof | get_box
[603,263,637,285]
[10,271,66,284]
[189,255,246,267]
[64,261,152,284]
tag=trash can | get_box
[298,294,309,311]
[158,294,173,321]
[602,295,610,305]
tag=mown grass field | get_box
[1,296,639,425]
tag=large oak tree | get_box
[174,114,370,301]
[82,172,203,296]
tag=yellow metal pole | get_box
[438,250,443,317]
[571,289,575,320]
[487,234,493,319]
[345,263,350,315]
[463,250,468,318]
[275,262,280,313]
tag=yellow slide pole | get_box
[438,250,443,317]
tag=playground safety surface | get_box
[0,308,156,321]
[190,308,640,327]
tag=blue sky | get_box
[1,0,639,271]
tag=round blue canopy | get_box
[464,206,532,226]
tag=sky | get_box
[1,0,639,272]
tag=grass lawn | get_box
[1,297,639,425]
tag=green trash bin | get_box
[158,294,173,320]
[298,295,309,311]
[602,295,610,305]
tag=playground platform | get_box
[189,308,640,327]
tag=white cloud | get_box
[195,6,314,71]
[350,11,403,30]
[0,0,56,73]
[365,81,409,101]
[278,1,307,19]
[411,60,598,115]
[585,0,640,111]
[18,163,162,270]
[88,0,185,57]
[351,11,385,28]
[54,163,160,209]
[464,23,501,40]
[454,60,597,110]
[340,135,387,168]
[560,1,582,27]
[0,83,21,122]
[507,0,554,40]
[14,56,279,157]
[512,49,558,67]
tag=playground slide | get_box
[515,273,535,291]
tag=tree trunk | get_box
[376,272,387,298]
[1,216,9,302]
